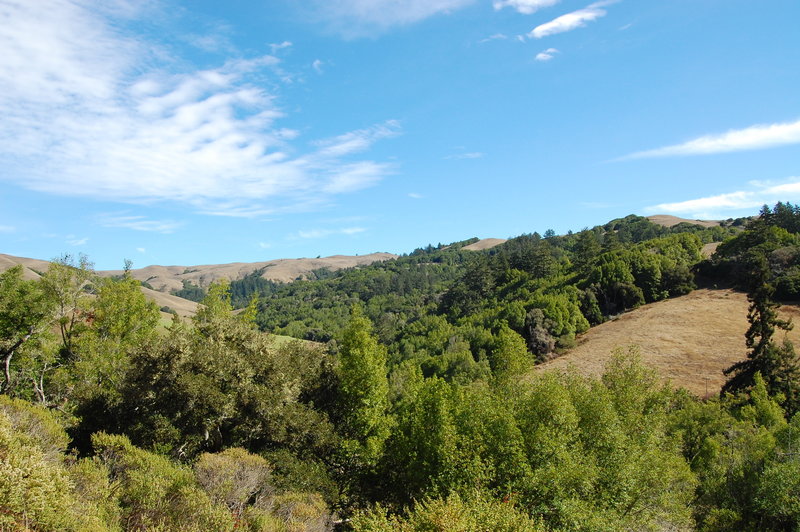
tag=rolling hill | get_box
[101,253,399,293]
[0,252,399,316]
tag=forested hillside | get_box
[2,206,800,531]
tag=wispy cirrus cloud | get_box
[294,227,366,239]
[97,213,183,233]
[478,33,508,43]
[269,41,292,54]
[620,118,800,160]
[444,151,484,160]
[529,0,618,39]
[535,47,559,61]
[493,0,560,15]
[308,0,475,37]
[0,225,15,233]
[0,1,399,218]
[66,235,89,246]
[646,178,800,218]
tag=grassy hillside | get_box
[531,288,800,397]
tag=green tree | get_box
[0,266,55,395]
[40,253,94,359]
[489,325,532,383]
[572,229,601,273]
[67,272,160,405]
[336,306,391,466]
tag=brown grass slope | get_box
[647,214,721,228]
[531,289,800,398]
[140,286,199,318]
[0,253,52,280]
[462,238,507,251]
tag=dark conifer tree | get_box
[723,252,800,414]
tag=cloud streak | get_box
[97,213,183,233]
[295,227,366,239]
[0,1,399,218]
[310,0,475,36]
[493,0,560,15]
[621,119,800,159]
[492,0,561,15]
[647,178,800,218]
[478,33,508,43]
[529,0,617,39]
[535,47,559,61]
[66,236,89,246]
[444,151,484,160]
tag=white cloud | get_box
[408,192,423,199]
[0,1,398,218]
[258,242,272,249]
[0,225,15,233]
[310,0,475,36]
[269,41,292,54]
[313,121,401,158]
[67,235,89,246]
[97,213,183,233]
[445,151,484,160]
[621,118,800,159]
[136,247,146,253]
[646,178,800,218]
[535,47,559,61]
[529,0,617,39]
[493,0,560,15]
[478,33,508,43]
[312,59,324,73]
[295,227,366,239]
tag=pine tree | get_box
[722,253,800,414]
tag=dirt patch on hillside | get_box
[530,289,800,398]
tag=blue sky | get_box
[1,0,799,269]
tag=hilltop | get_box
[647,214,722,228]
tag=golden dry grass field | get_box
[530,289,800,398]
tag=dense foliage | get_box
[1,210,799,531]
[237,216,733,384]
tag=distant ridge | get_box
[0,252,398,314]
[102,253,399,293]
